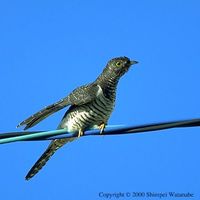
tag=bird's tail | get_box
[25,138,75,180]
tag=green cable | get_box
[0,129,69,145]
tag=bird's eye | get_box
[116,61,122,67]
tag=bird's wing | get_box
[17,83,100,130]
[67,83,101,105]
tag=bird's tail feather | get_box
[25,138,75,180]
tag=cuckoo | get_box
[17,56,138,180]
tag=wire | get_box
[0,118,200,145]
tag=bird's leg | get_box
[77,129,84,137]
[99,123,106,134]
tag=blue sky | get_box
[0,0,200,199]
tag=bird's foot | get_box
[99,123,106,134]
[77,129,84,137]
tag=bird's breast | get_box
[58,93,115,132]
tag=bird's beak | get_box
[130,60,139,65]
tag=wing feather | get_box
[17,83,100,130]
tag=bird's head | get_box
[105,56,138,78]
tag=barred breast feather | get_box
[58,84,115,132]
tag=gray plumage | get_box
[17,56,138,180]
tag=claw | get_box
[78,129,84,137]
[99,123,106,134]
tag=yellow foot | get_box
[78,129,84,137]
[99,123,106,134]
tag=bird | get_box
[17,56,138,180]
